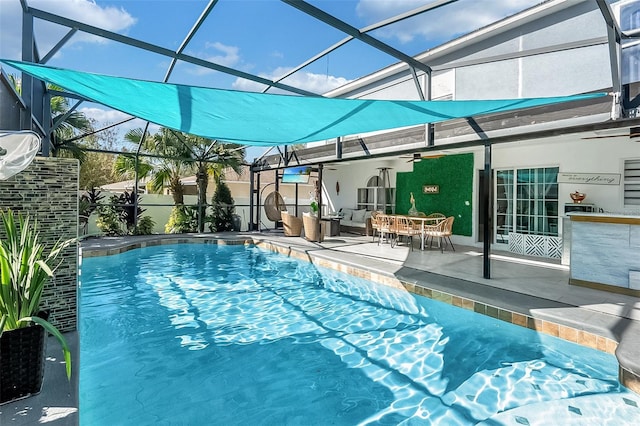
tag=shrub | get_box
[209,181,235,232]
[134,216,156,235]
[96,193,155,236]
[96,198,124,236]
[165,206,198,234]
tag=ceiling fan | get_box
[400,152,446,162]
[581,126,640,140]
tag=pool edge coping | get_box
[79,235,640,395]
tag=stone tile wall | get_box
[0,157,79,332]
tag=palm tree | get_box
[184,135,245,232]
[8,76,92,160]
[129,127,192,206]
[49,88,93,159]
[112,153,154,188]
[122,127,244,231]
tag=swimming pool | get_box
[79,243,640,425]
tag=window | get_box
[495,170,514,243]
[624,158,640,206]
[617,0,640,32]
[356,175,395,212]
[615,0,640,83]
[495,167,559,243]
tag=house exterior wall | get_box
[0,157,79,332]
[320,158,413,213]
[490,137,640,214]
[331,0,611,102]
[466,136,640,249]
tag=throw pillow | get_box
[352,209,366,223]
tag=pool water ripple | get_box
[80,244,640,425]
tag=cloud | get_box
[356,0,541,44]
[185,41,242,75]
[0,0,136,60]
[232,67,351,95]
[80,106,159,141]
[203,42,240,67]
[81,107,132,124]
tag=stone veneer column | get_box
[0,157,79,332]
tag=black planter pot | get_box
[0,312,48,404]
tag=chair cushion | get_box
[352,209,366,223]
[341,208,353,221]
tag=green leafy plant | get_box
[165,206,198,234]
[79,187,104,218]
[96,197,124,236]
[0,210,72,380]
[134,216,156,235]
[96,192,155,236]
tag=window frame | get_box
[494,166,560,244]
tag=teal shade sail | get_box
[2,59,607,146]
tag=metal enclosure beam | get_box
[40,28,78,64]
[27,7,319,97]
[596,0,622,115]
[282,0,432,75]
[249,168,255,231]
[42,91,50,156]
[164,0,219,82]
[268,0,453,93]
[482,143,492,279]
[20,9,34,132]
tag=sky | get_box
[0,0,543,161]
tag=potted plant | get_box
[0,210,72,403]
[310,199,319,216]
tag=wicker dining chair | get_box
[391,216,419,250]
[377,214,396,245]
[424,216,455,252]
[370,211,383,242]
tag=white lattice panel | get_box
[525,235,546,257]
[508,232,524,254]
[509,233,562,259]
[546,237,562,258]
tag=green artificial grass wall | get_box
[395,153,473,236]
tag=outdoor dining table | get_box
[380,214,443,250]
[398,214,443,250]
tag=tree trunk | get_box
[196,165,208,232]
[171,178,184,206]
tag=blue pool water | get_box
[79,244,640,425]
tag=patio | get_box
[1,232,639,425]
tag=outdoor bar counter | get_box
[569,212,640,296]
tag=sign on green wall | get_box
[395,153,473,236]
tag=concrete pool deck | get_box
[2,231,639,425]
